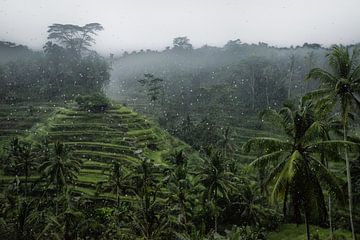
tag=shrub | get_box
[75,93,110,112]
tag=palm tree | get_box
[129,157,169,239]
[35,200,84,240]
[6,138,37,199]
[310,100,344,239]
[216,127,236,159]
[167,151,191,230]
[306,45,360,239]
[198,148,235,232]
[243,103,347,240]
[38,142,80,214]
[15,200,34,240]
[97,161,129,207]
[239,183,269,227]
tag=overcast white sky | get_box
[1,0,360,54]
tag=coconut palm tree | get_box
[309,99,344,239]
[35,194,84,240]
[216,127,236,159]
[38,142,80,214]
[97,161,129,207]
[166,151,192,230]
[198,148,235,232]
[6,138,37,199]
[305,45,360,239]
[243,103,348,240]
[129,157,169,239]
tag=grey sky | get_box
[1,0,360,54]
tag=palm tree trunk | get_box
[214,188,218,233]
[117,187,120,208]
[304,212,311,240]
[323,151,334,239]
[56,192,58,216]
[287,55,295,99]
[344,125,356,240]
[265,79,269,108]
[55,186,60,216]
[251,68,256,110]
[287,73,293,99]
[25,158,28,200]
[182,201,187,227]
[283,185,289,221]
[328,195,333,240]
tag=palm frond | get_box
[279,107,295,136]
[350,64,360,81]
[306,68,337,87]
[250,150,285,168]
[301,121,326,145]
[311,158,344,203]
[260,109,284,129]
[307,140,360,154]
[328,45,351,78]
[242,137,292,154]
[270,150,301,204]
[302,88,333,103]
[263,157,289,187]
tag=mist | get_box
[1,1,360,239]
[1,0,360,54]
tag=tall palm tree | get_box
[6,138,37,199]
[38,142,80,214]
[97,161,129,207]
[198,148,235,232]
[243,103,347,240]
[310,100,344,240]
[216,127,236,159]
[129,157,169,239]
[238,183,270,227]
[35,195,84,240]
[306,45,360,239]
[167,151,191,229]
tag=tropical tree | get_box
[97,161,129,207]
[5,138,37,199]
[47,23,103,55]
[238,183,269,227]
[216,127,236,160]
[138,73,165,108]
[35,194,84,240]
[305,45,360,239]
[129,157,169,239]
[307,99,345,239]
[198,148,235,232]
[38,142,80,214]
[243,103,348,240]
[166,151,192,230]
[173,37,193,50]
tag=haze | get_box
[1,0,360,54]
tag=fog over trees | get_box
[0,1,360,239]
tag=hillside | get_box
[0,102,189,202]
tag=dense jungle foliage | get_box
[0,23,359,240]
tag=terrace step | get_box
[65,142,137,155]
[73,150,139,165]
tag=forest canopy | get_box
[0,23,109,102]
[0,21,360,240]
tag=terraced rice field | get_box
[124,102,283,165]
[0,103,186,203]
[0,103,57,145]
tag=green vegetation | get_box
[75,93,111,112]
[267,224,353,240]
[0,23,359,239]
